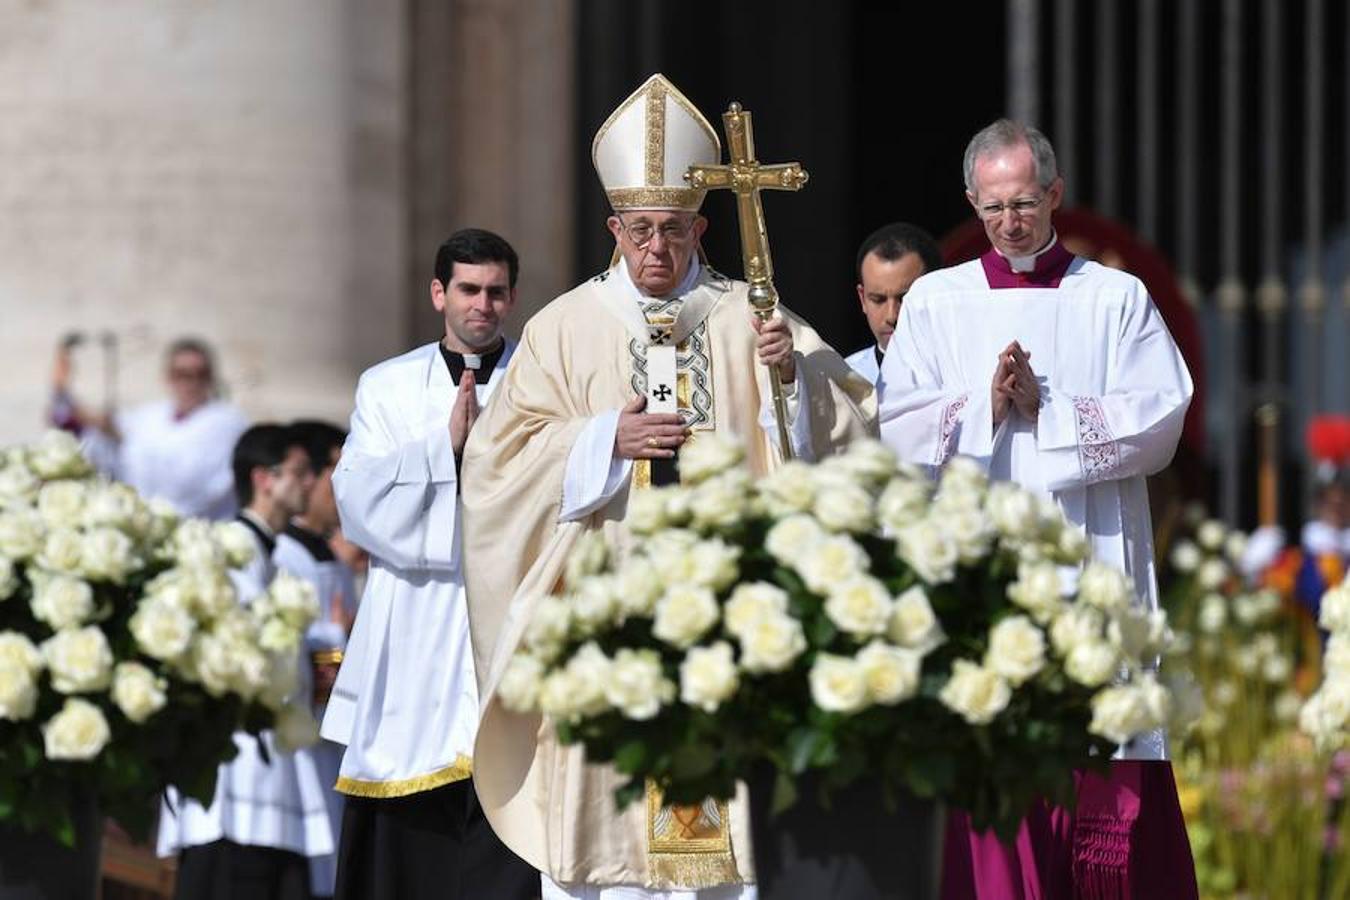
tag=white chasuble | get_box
[319,340,513,797]
[461,263,875,893]
[878,246,1192,757]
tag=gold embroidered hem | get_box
[334,755,473,798]
[645,781,741,889]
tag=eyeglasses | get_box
[616,216,696,249]
[976,195,1047,221]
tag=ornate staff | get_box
[686,102,808,460]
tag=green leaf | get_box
[614,740,649,775]
[670,743,717,781]
[786,729,819,774]
[771,769,798,816]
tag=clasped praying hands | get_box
[991,340,1041,426]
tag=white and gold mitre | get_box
[592,73,720,212]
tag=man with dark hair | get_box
[846,222,942,386]
[320,228,536,899]
[159,423,335,900]
[53,335,248,519]
[276,420,358,900]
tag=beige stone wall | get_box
[0,1,410,442]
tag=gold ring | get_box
[646,436,659,448]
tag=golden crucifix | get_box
[686,102,809,460]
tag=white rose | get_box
[0,509,45,561]
[940,456,988,494]
[565,531,610,587]
[1007,562,1065,624]
[1089,683,1161,744]
[1197,594,1227,634]
[1325,633,1350,678]
[809,653,869,714]
[274,703,321,751]
[1136,673,1172,725]
[824,576,893,637]
[37,527,85,574]
[758,461,817,516]
[614,556,662,618]
[0,630,42,673]
[538,669,585,722]
[812,480,875,534]
[984,616,1046,686]
[939,659,1011,725]
[42,697,110,760]
[145,500,179,546]
[856,640,921,705]
[0,659,38,720]
[81,527,136,582]
[663,486,694,526]
[1108,607,1173,663]
[765,515,826,566]
[797,534,869,595]
[0,555,16,600]
[1196,558,1230,592]
[0,464,40,510]
[933,481,985,516]
[130,598,197,661]
[1064,641,1121,687]
[941,507,994,563]
[41,626,114,693]
[738,611,807,673]
[111,662,167,723]
[1196,519,1227,551]
[30,573,96,630]
[1273,689,1303,723]
[724,583,789,637]
[895,519,959,585]
[1055,526,1090,564]
[653,585,719,648]
[688,539,742,592]
[678,433,745,484]
[606,648,674,720]
[625,489,669,535]
[258,617,301,653]
[689,471,751,531]
[82,483,141,532]
[213,522,258,568]
[1049,605,1105,656]
[187,570,238,621]
[836,439,899,485]
[563,642,613,718]
[1300,686,1350,747]
[497,654,547,712]
[1077,562,1134,613]
[523,596,572,660]
[679,641,740,713]
[876,477,932,533]
[1320,584,1350,633]
[1261,653,1292,684]
[1170,540,1201,573]
[888,586,946,653]
[985,483,1039,541]
[36,480,87,530]
[27,431,92,480]
[267,572,319,628]
[172,520,225,571]
[570,575,620,634]
[1223,532,1248,566]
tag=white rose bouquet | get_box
[501,436,1185,838]
[0,431,317,845]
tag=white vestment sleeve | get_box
[560,409,633,522]
[1033,286,1193,492]
[878,304,1004,469]
[757,353,814,462]
[332,375,459,573]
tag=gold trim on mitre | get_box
[592,73,721,213]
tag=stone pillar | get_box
[0,1,411,440]
[406,0,577,343]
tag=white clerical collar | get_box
[239,508,276,540]
[1002,229,1060,273]
[617,256,702,303]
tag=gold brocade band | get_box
[334,755,473,798]
[607,186,707,212]
[645,781,740,888]
[311,648,345,666]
